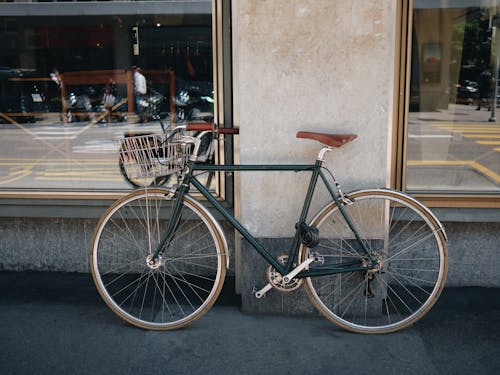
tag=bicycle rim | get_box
[91,189,226,330]
[300,189,447,334]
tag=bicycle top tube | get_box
[185,123,357,167]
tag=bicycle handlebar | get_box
[186,122,239,135]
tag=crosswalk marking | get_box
[30,127,82,140]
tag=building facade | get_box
[0,0,499,314]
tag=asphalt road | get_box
[0,272,499,375]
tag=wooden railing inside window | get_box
[2,69,176,125]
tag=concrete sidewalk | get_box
[0,272,499,375]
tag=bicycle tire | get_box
[299,189,447,334]
[91,188,227,330]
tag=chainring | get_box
[266,254,303,292]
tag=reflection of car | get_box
[0,67,49,123]
[455,80,478,105]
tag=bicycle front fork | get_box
[148,183,190,266]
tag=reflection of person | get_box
[50,68,62,88]
[103,79,116,123]
[476,67,493,111]
[133,66,147,121]
[50,68,68,115]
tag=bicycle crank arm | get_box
[282,257,315,283]
[253,283,273,299]
[253,257,315,299]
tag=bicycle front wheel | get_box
[91,189,227,330]
[300,189,447,334]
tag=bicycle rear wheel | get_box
[300,189,447,334]
[91,188,227,330]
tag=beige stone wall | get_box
[232,0,397,236]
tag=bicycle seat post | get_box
[317,146,332,162]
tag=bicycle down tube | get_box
[151,159,373,279]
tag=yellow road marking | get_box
[431,125,500,154]
[469,161,500,183]
[34,177,124,182]
[476,141,500,145]
[435,123,500,128]
[435,129,500,133]
[39,171,120,177]
[0,167,33,185]
[436,126,500,130]
[432,124,500,135]
[0,158,122,185]
[463,134,500,139]
[408,160,500,183]
[408,160,466,166]
[0,158,113,161]
[411,124,500,183]
[0,160,114,166]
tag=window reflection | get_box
[407,0,500,193]
[0,1,214,191]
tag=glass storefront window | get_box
[407,0,500,194]
[0,1,215,192]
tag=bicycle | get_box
[91,124,448,334]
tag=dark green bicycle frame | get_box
[154,159,373,279]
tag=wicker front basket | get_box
[118,133,190,179]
